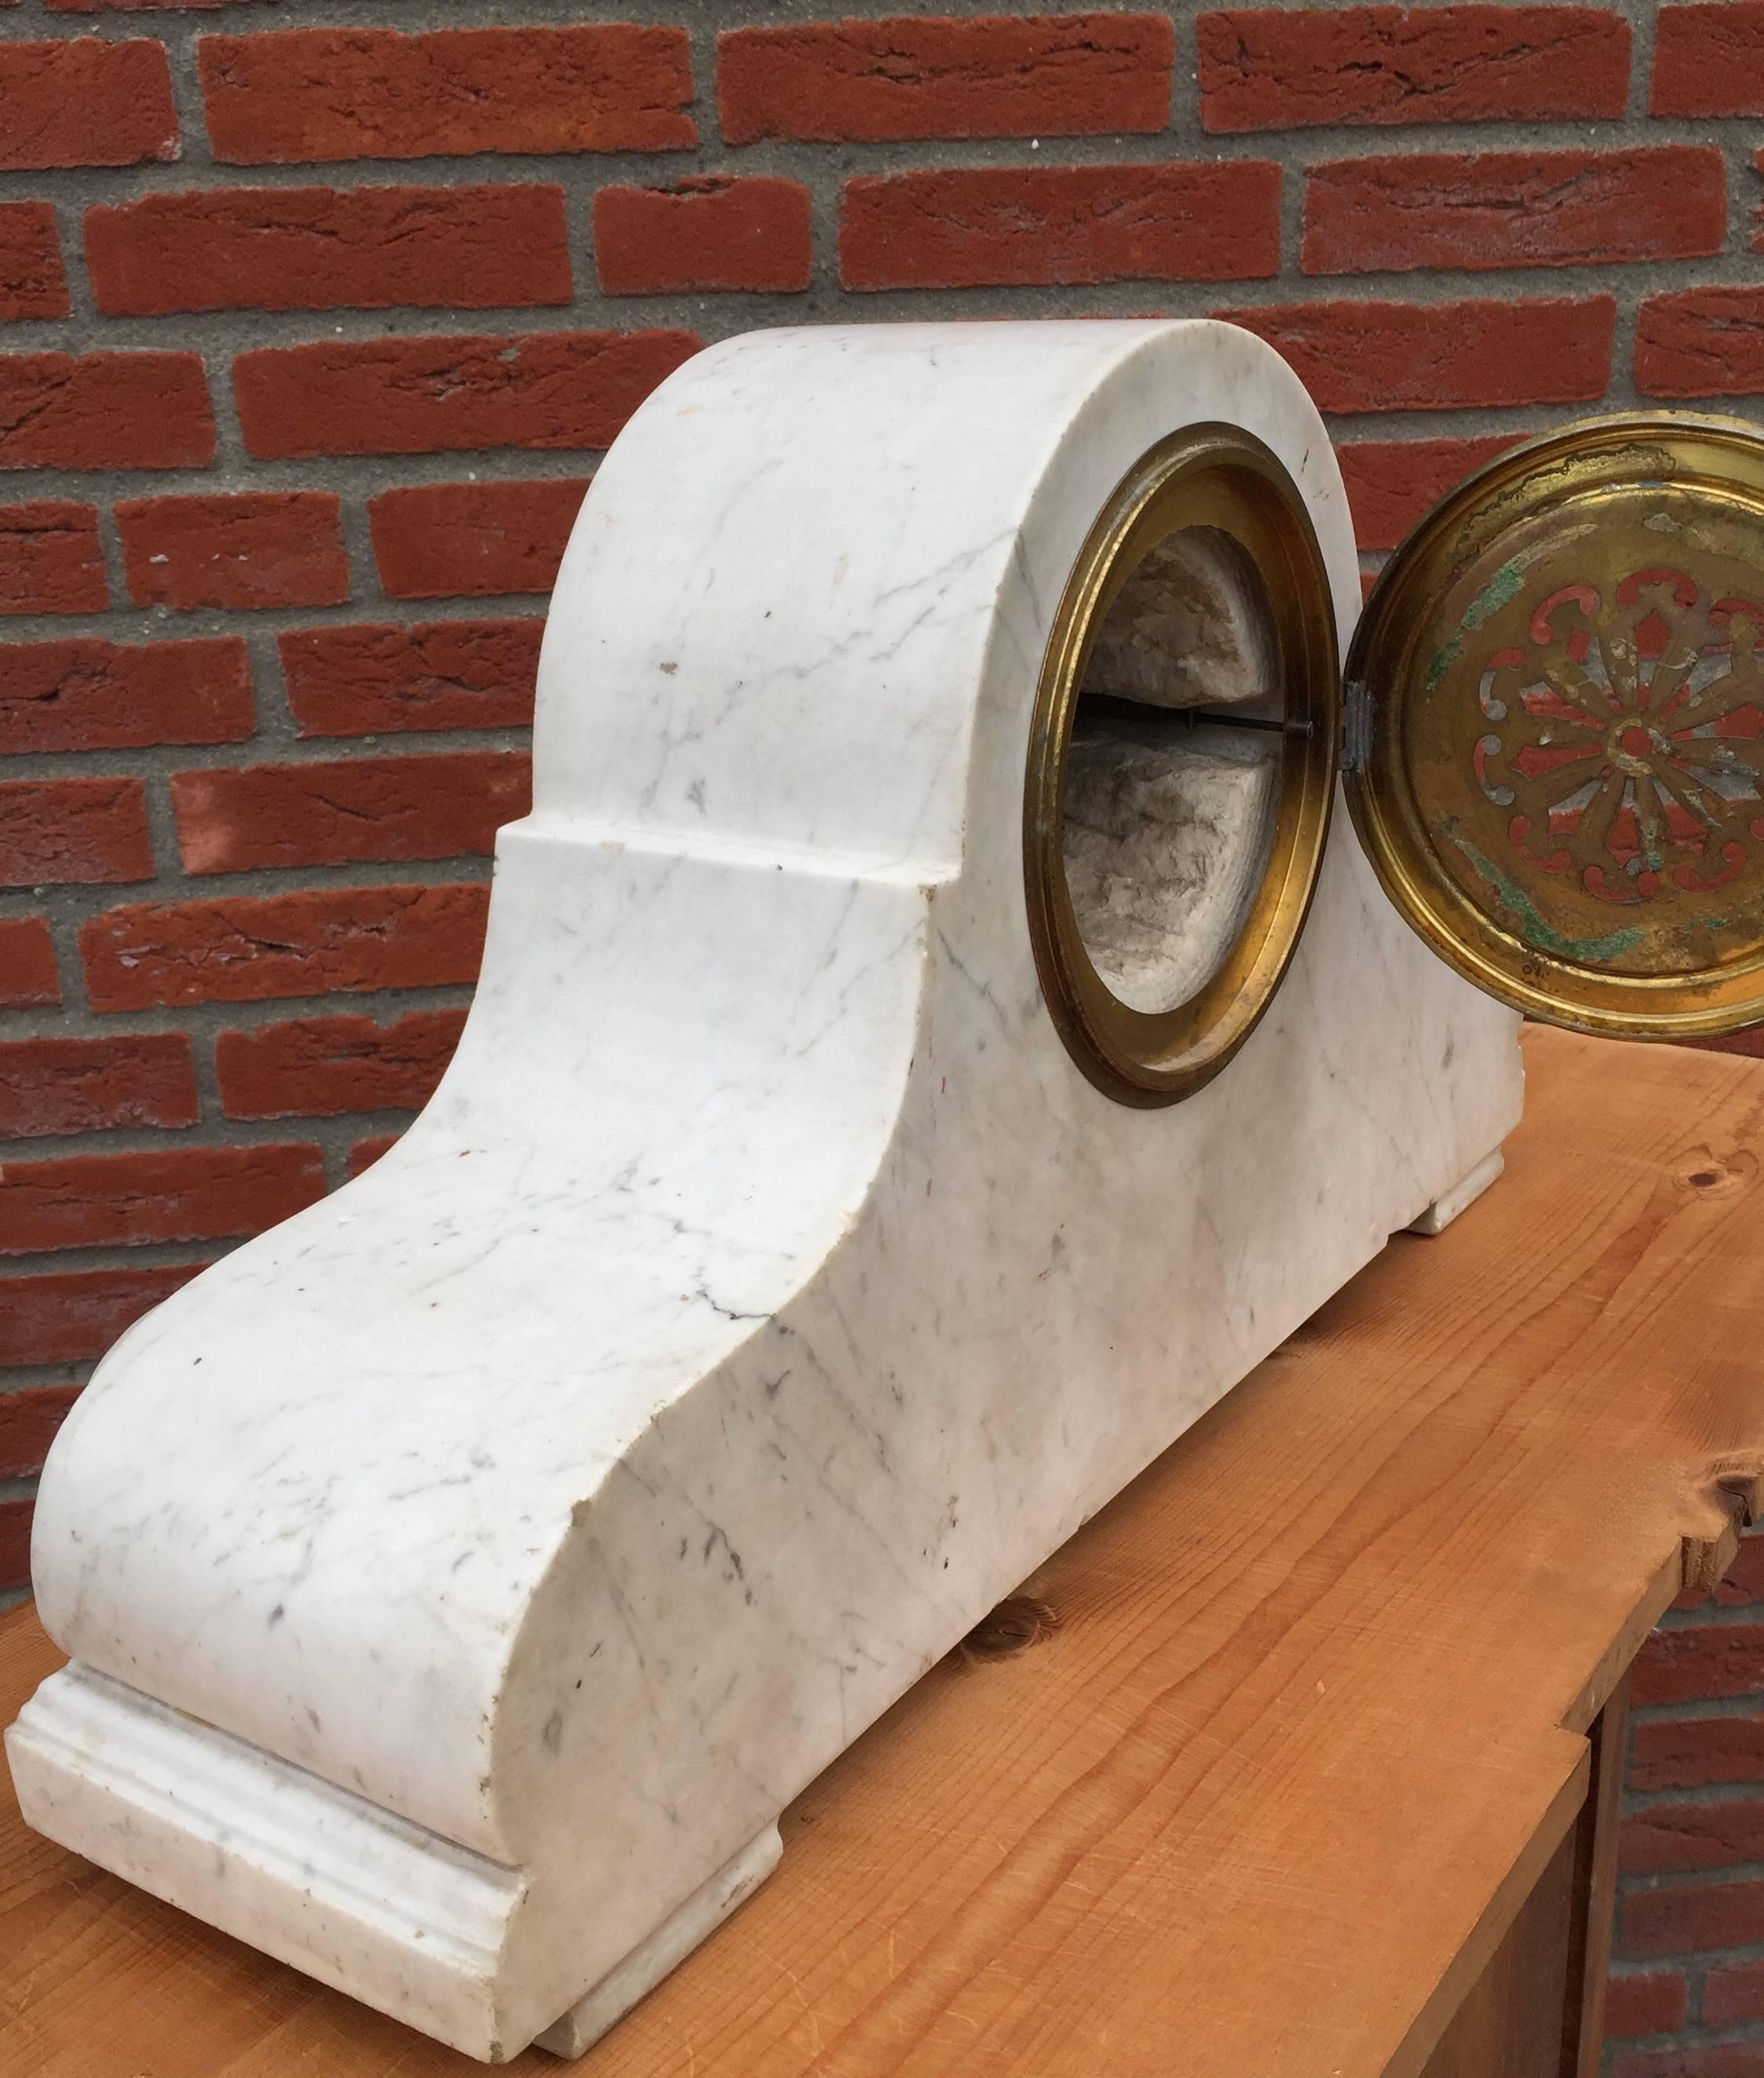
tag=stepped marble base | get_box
[1409,1148,1507,1236]
[535,1827,782,2058]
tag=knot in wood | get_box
[960,1596,1058,1663]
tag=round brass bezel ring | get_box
[1024,425,1342,1108]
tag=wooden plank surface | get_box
[3,1026,1761,2078]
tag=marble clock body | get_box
[7,322,1522,2060]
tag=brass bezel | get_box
[1345,413,1764,1043]
[1024,425,1342,1107]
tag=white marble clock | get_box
[15,321,1761,2062]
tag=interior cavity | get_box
[1062,527,1284,1016]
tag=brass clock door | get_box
[1345,415,1764,1042]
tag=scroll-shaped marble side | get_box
[7,322,1524,2064]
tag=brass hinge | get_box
[1342,679,1374,776]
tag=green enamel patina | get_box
[1426,634,1463,694]
[1449,834,1648,965]
[1425,558,1528,693]
[1460,558,1528,631]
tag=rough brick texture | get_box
[0,918,60,1006]
[0,203,68,320]
[116,493,349,612]
[0,505,106,617]
[199,26,696,164]
[0,1144,325,1254]
[1302,148,1726,276]
[0,352,214,470]
[1708,1965,1764,2029]
[0,37,178,169]
[279,620,542,736]
[595,177,812,294]
[1651,2,1764,119]
[0,776,152,886]
[1220,296,1616,413]
[1637,290,1764,402]
[1197,6,1631,133]
[232,329,699,459]
[170,750,531,872]
[2,11,1762,2062]
[0,637,251,754]
[1604,1972,1690,2040]
[79,885,491,1010]
[367,480,587,598]
[217,1007,467,1119]
[0,1033,198,1138]
[0,1387,78,1481]
[842,162,1281,290]
[0,1265,206,1370]
[86,184,574,318]
[718,13,1176,143]
[1337,435,1524,550]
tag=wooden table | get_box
[4,1027,1762,2078]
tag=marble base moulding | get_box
[4,321,1523,2062]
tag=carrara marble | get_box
[6,321,1522,2062]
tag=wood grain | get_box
[2,1026,1761,2078]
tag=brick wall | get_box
[1,2,1760,2066]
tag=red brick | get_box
[0,1143,324,1255]
[841,162,1280,291]
[1619,1878,1764,1959]
[0,777,152,888]
[1217,296,1615,414]
[1337,435,1523,550]
[367,480,586,600]
[0,1034,198,1139]
[1633,1623,1764,1705]
[279,619,541,736]
[1620,1799,1764,1876]
[81,884,491,1010]
[0,38,178,170]
[1196,6,1631,133]
[348,1133,400,1178]
[0,503,105,617]
[1637,289,1764,402]
[0,637,252,755]
[86,184,572,319]
[596,177,812,295]
[0,1387,79,1480]
[200,25,696,165]
[1602,1970,1689,2040]
[115,492,348,612]
[0,918,59,1007]
[0,203,68,320]
[0,1263,204,1368]
[0,352,214,470]
[171,751,531,875]
[1707,1959,1764,2027]
[217,1007,467,1119]
[0,1499,29,1592]
[232,330,699,461]
[1653,2,1764,117]
[718,13,1174,144]
[1611,2050,1764,2078]
[1632,1714,1764,1794]
[1302,148,1725,276]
